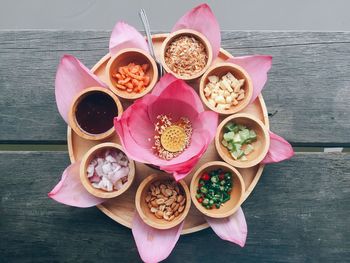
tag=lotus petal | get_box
[55,55,106,123]
[48,162,105,208]
[109,21,148,55]
[262,131,294,164]
[172,4,221,59]
[132,213,183,262]
[206,207,247,247]
[227,55,272,103]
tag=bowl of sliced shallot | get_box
[79,142,135,198]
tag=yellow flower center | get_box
[160,125,187,153]
[152,115,192,160]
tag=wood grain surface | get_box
[0,152,349,262]
[0,31,349,262]
[0,31,350,145]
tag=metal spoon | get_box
[139,8,164,77]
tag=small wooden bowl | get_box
[190,161,245,218]
[199,62,253,115]
[135,174,191,230]
[160,29,213,81]
[215,113,270,168]
[105,48,158,100]
[68,87,123,141]
[80,142,135,199]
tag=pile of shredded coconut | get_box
[165,35,208,77]
[87,149,130,192]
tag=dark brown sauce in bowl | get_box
[75,91,118,134]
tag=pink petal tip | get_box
[48,162,105,208]
[262,131,294,164]
[227,55,272,104]
[172,3,221,59]
[132,213,183,262]
[109,21,148,55]
[206,207,248,247]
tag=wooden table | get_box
[0,31,349,262]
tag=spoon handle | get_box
[139,8,156,58]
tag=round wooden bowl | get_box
[80,142,135,198]
[135,174,191,230]
[68,87,123,141]
[199,62,253,115]
[215,113,270,168]
[105,48,158,100]
[190,161,245,218]
[160,29,213,81]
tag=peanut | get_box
[177,195,184,203]
[155,211,163,219]
[165,189,173,197]
[150,207,158,213]
[145,180,187,222]
[178,205,185,213]
[156,198,165,205]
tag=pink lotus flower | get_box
[114,73,218,181]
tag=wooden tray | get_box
[67,33,269,235]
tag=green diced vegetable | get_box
[225,122,237,132]
[231,149,244,160]
[223,131,235,142]
[208,189,215,196]
[211,175,219,183]
[249,130,257,139]
[244,144,254,155]
[233,133,242,143]
[241,156,248,161]
[244,138,253,144]
[239,129,250,142]
[221,122,257,160]
[227,142,234,151]
[233,143,241,151]
[200,186,208,194]
[237,124,246,130]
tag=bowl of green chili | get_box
[190,161,245,218]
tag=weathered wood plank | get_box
[0,152,349,262]
[0,31,350,145]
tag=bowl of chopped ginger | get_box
[106,48,158,100]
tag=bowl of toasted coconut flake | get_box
[161,29,213,81]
